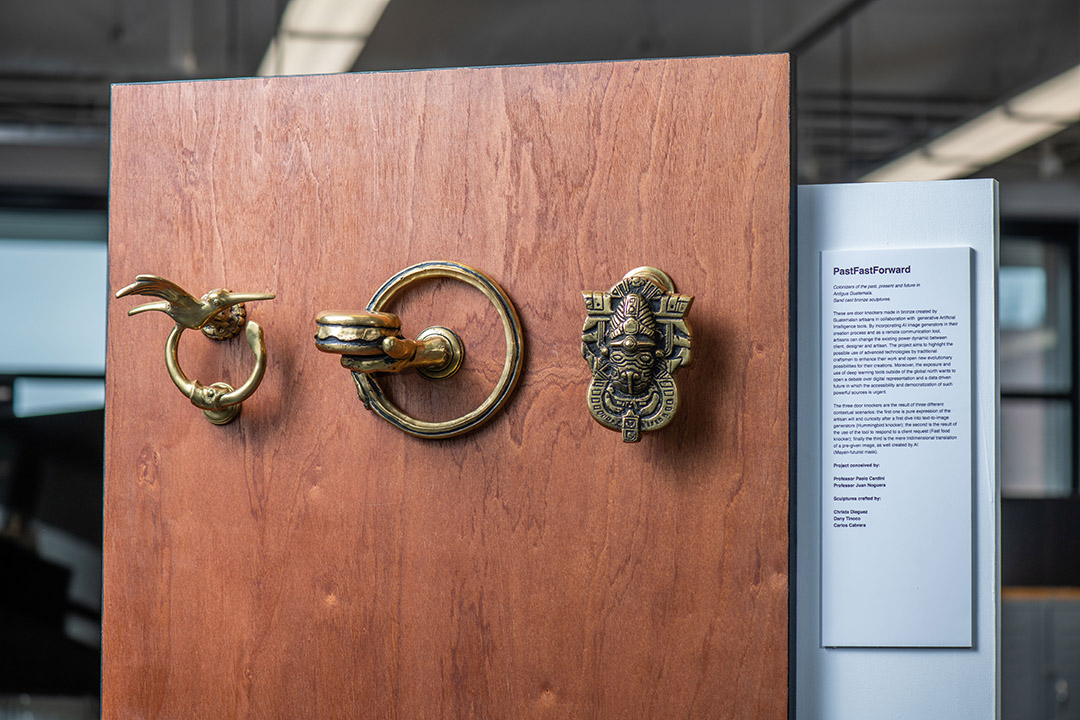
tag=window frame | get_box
[1001,218,1080,586]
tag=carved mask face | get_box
[605,293,659,396]
[608,337,656,395]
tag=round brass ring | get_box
[164,320,269,425]
[352,261,524,439]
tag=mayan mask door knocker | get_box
[581,267,693,442]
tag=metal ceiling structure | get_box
[0,0,280,194]
[1,0,1078,195]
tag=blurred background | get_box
[1,0,1078,717]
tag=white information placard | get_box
[821,247,973,647]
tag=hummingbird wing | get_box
[115,275,202,314]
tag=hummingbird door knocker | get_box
[115,274,275,425]
[581,267,693,442]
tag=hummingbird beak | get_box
[226,292,276,305]
[114,281,145,299]
[127,301,171,316]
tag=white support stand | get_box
[796,180,999,718]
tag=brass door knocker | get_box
[115,275,275,425]
[582,267,693,442]
[314,261,524,439]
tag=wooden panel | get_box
[104,57,790,719]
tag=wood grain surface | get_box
[104,56,790,719]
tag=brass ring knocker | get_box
[115,274,275,425]
[164,320,268,425]
[315,261,524,439]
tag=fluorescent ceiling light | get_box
[257,0,391,77]
[862,64,1080,182]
